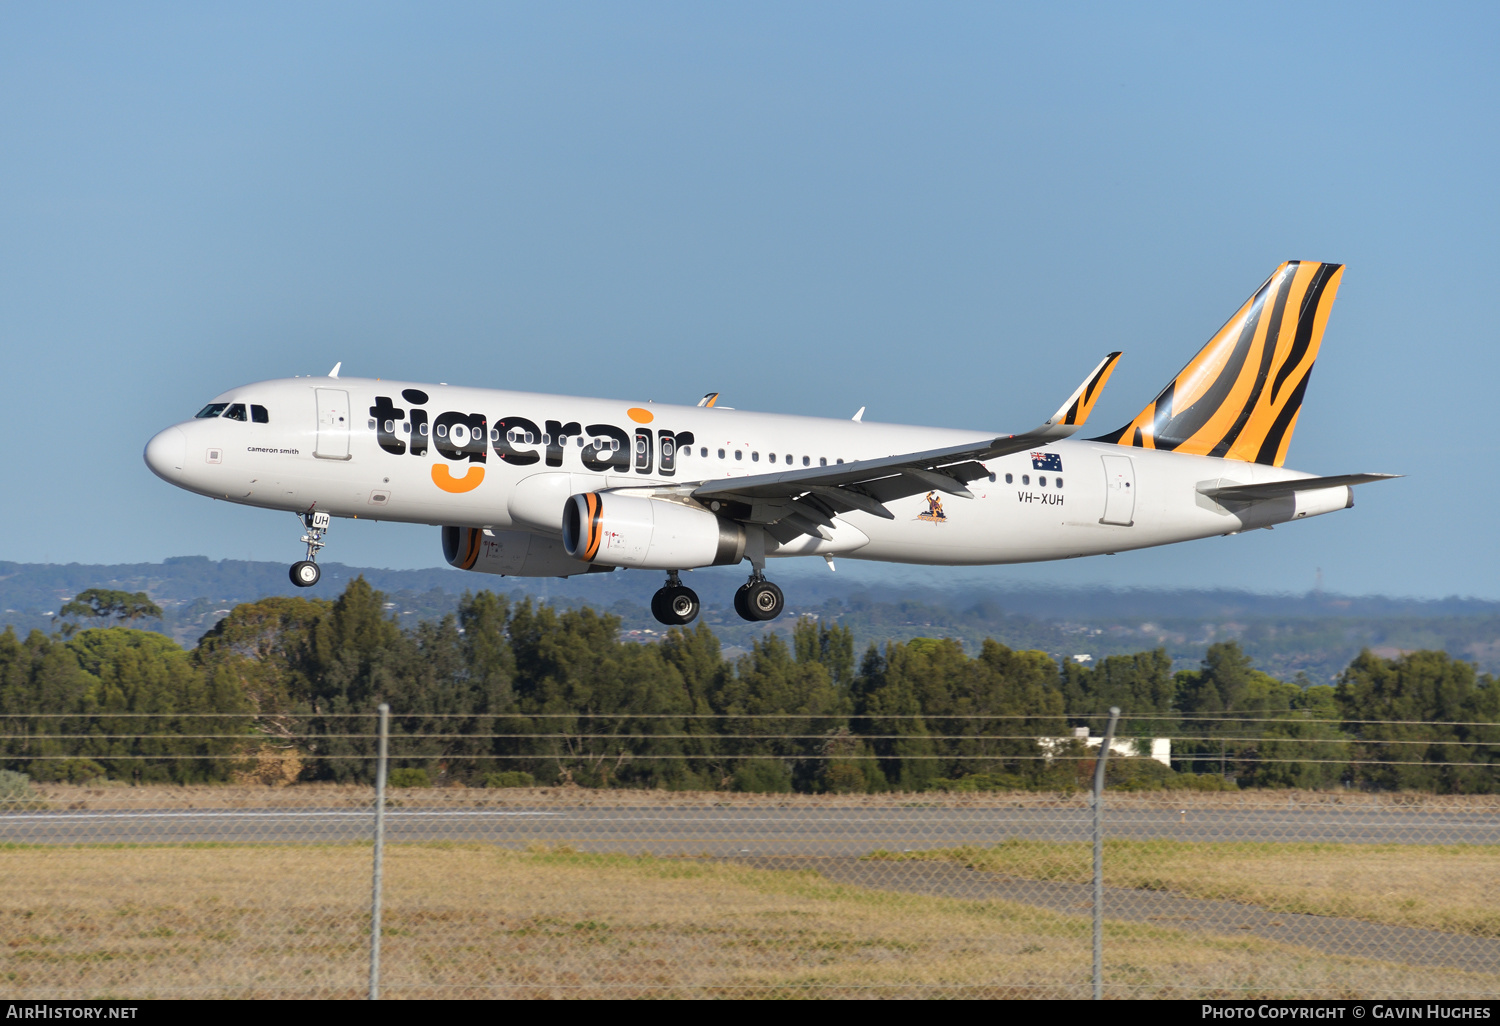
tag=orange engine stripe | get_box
[583,494,603,561]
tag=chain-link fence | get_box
[1,712,1496,999]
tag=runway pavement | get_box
[1,805,1495,850]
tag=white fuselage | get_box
[144,376,1351,569]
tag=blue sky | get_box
[1,3,1494,597]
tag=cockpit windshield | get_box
[194,401,269,422]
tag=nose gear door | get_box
[315,388,352,460]
[1100,454,1135,526]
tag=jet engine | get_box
[442,526,614,577]
[561,493,746,570]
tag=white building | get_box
[1039,728,1171,766]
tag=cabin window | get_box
[768,453,776,463]
[195,403,227,419]
[988,473,996,483]
[1056,477,1064,487]
[836,458,843,464]
[819,457,827,466]
[384,420,395,434]
[751,451,759,462]
[367,419,377,430]
[1039,476,1047,487]
[636,438,647,454]
[420,423,429,436]
[401,422,410,433]
[700,447,708,457]
[802,456,810,466]
[251,405,269,423]
[222,403,247,422]
[542,434,551,445]
[785,454,792,464]
[734,450,742,461]
[436,424,449,438]
[1005,473,1012,483]
[1022,474,1030,485]
[717,448,725,459]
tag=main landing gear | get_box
[289,510,331,588]
[733,571,784,622]
[650,571,701,626]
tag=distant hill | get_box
[2,557,1497,682]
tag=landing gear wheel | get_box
[290,560,321,588]
[735,580,784,621]
[652,585,700,626]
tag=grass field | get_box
[869,840,1500,938]
[2,844,1497,999]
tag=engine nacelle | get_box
[442,526,614,578]
[562,493,746,570]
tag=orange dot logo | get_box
[627,407,654,424]
[432,464,486,493]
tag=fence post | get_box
[369,703,390,1001]
[1091,706,1120,1001]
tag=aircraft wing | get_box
[680,353,1122,542]
[1199,473,1402,503]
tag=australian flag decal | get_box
[1031,452,1062,472]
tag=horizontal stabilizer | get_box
[1199,473,1401,503]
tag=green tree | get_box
[58,589,163,636]
[1336,649,1498,793]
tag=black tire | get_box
[660,586,699,626]
[650,588,667,623]
[289,560,321,588]
[732,584,754,622]
[746,581,784,621]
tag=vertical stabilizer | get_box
[1091,261,1344,466]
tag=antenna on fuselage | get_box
[328,362,342,378]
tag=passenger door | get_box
[315,388,352,460]
[1100,454,1135,526]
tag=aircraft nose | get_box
[144,426,187,482]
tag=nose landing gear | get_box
[733,571,784,622]
[650,571,700,626]
[289,510,330,588]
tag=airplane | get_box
[144,260,1397,626]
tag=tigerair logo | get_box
[370,390,695,493]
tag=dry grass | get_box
[871,840,1500,938]
[27,782,1500,812]
[2,844,1497,999]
